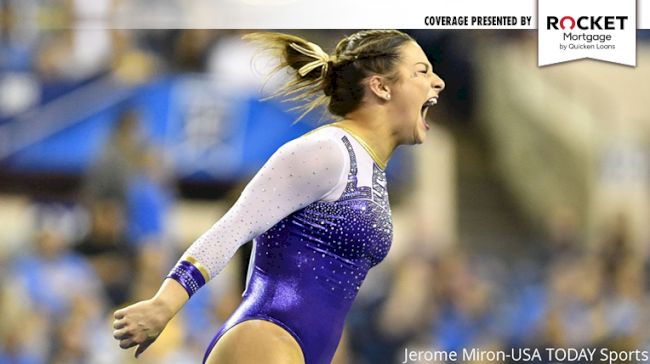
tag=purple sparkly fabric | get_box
[203,136,393,364]
[168,260,206,297]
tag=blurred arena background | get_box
[2,1,650,363]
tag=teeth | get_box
[423,98,438,108]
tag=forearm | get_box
[152,278,190,317]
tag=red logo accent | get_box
[560,16,576,30]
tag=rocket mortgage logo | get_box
[548,15,628,51]
[538,0,636,66]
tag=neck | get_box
[333,107,399,168]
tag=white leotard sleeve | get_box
[167,131,349,296]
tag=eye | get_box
[418,69,428,75]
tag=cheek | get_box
[404,78,428,98]
[393,80,424,114]
[399,83,420,103]
[417,77,430,92]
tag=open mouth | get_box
[420,97,438,130]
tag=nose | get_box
[431,72,445,93]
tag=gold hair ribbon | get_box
[289,42,330,77]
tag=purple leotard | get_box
[203,135,392,363]
[167,127,392,364]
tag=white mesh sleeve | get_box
[174,133,348,285]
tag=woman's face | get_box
[389,41,445,144]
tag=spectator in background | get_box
[0,277,49,364]
[599,213,634,284]
[127,146,175,301]
[429,251,502,354]
[77,109,139,305]
[75,198,135,307]
[3,203,107,363]
[110,29,159,84]
[83,108,143,205]
[79,108,175,304]
[83,108,174,247]
[348,241,439,364]
[13,204,104,319]
[544,206,583,264]
[125,146,174,248]
[171,29,218,72]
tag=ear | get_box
[367,75,391,101]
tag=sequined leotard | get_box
[167,126,393,364]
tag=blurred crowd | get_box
[348,210,650,364]
[0,100,250,362]
[2,2,650,364]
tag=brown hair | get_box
[243,30,413,120]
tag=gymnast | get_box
[112,29,445,364]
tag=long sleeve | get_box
[167,133,348,297]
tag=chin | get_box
[411,133,426,145]
[414,127,427,144]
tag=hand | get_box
[112,298,174,358]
